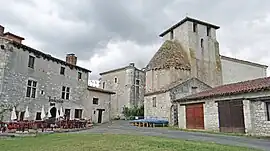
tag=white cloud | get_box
[1,0,270,79]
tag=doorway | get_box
[50,107,57,118]
[97,109,105,123]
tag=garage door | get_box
[218,100,245,133]
[186,103,204,129]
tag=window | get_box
[193,23,197,33]
[28,55,35,69]
[200,38,204,49]
[26,80,37,98]
[102,82,105,89]
[40,90,44,95]
[207,27,211,37]
[152,97,156,107]
[78,72,82,80]
[114,77,118,83]
[266,102,270,121]
[60,67,65,75]
[61,86,70,100]
[74,109,83,119]
[136,79,140,85]
[65,109,71,120]
[170,30,174,40]
[93,98,99,105]
[35,112,41,120]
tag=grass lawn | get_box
[0,133,260,151]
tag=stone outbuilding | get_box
[174,77,270,136]
[84,86,115,124]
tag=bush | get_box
[122,105,144,119]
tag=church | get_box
[144,17,269,135]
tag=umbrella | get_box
[10,106,17,121]
[41,105,46,120]
[24,106,30,120]
[55,108,60,119]
[47,107,52,118]
[59,106,64,117]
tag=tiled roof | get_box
[175,76,270,101]
[146,40,191,71]
[8,40,91,73]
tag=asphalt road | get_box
[74,120,270,151]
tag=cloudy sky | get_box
[1,0,270,80]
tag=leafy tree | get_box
[122,105,144,119]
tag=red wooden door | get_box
[186,103,204,129]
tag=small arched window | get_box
[200,38,204,48]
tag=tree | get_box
[122,105,144,119]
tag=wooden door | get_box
[186,103,204,129]
[218,100,245,133]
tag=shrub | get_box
[122,105,144,119]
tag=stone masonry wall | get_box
[204,100,219,131]
[0,39,89,121]
[144,92,171,120]
[82,90,111,124]
[178,104,186,129]
[249,101,270,136]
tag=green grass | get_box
[166,126,270,140]
[0,133,260,151]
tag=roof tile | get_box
[178,76,270,101]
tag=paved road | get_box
[74,120,270,151]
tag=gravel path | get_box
[72,120,270,151]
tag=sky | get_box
[1,0,270,80]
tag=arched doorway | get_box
[50,107,57,118]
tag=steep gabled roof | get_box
[175,76,270,101]
[146,40,191,71]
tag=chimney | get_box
[129,63,135,67]
[66,53,77,65]
[0,25,4,36]
[3,32,25,44]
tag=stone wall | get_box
[178,104,186,129]
[249,100,270,136]
[145,68,190,93]
[221,58,267,84]
[0,39,89,121]
[82,90,111,124]
[144,92,171,120]
[204,100,219,131]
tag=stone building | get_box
[0,25,114,123]
[99,63,145,119]
[174,77,270,136]
[84,86,115,124]
[144,17,268,124]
